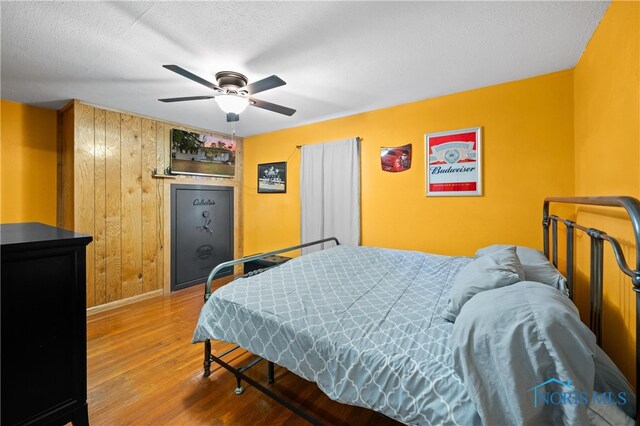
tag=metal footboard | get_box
[204,237,340,301]
[202,237,339,426]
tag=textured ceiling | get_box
[1,1,609,137]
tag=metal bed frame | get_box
[202,237,339,426]
[543,196,640,424]
[198,195,640,424]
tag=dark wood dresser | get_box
[1,223,92,425]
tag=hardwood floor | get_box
[86,280,401,425]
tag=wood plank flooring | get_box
[86,280,401,425]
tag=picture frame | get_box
[380,143,412,172]
[170,128,236,178]
[425,127,482,197]
[257,162,287,193]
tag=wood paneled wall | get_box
[59,101,243,309]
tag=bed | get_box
[193,196,640,425]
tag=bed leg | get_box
[203,340,212,377]
[268,361,275,384]
[235,376,244,395]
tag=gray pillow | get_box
[442,245,524,322]
[476,244,568,296]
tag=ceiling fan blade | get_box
[162,65,221,92]
[245,75,286,95]
[158,96,216,103]
[249,98,296,116]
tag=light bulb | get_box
[215,95,249,114]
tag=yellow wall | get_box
[574,1,639,197]
[1,99,58,225]
[572,0,640,383]
[244,70,575,257]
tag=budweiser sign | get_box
[425,127,482,197]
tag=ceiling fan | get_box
[159,65,296,122]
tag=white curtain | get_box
[300,137,360,254]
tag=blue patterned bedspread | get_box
[193,245,479,425]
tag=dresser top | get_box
[1,222,92,249]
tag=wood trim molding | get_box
[86,289,164,316]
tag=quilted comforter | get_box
[193,245,479,425]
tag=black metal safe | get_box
[171,184,234,291]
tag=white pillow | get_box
[476,244,568,296]
[442,246,524,322]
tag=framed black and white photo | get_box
[258,162,287,193]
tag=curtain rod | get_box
[295,137,361,149]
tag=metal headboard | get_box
[543,196,640,420]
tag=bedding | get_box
[451,281,635,426]
[588,397,634,426]
[193,245,480,425]
[593,346,636,418]
[441,245,524,322]
[193,244,634,425]
[476,244,569,295]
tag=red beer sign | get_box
[425,127,482,196]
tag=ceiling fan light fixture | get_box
[215,94,249,114]
[160,65,295,119]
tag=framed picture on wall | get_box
[425,127,482,197]
[380,144,412,172]
[258,162,287,193]
[170,128,236,178]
